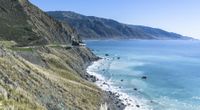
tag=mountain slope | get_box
[0,0,118,110]
[0,45,104,110]
[47,11,191,40]
[128,25,190,40]
[0,0,78,46]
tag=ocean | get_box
[86,40,200,110]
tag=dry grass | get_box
[0,46,103,110]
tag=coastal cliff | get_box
[0,0,124,109]
[0,44,125,110]
[0,46,102,110]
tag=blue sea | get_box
[86,40,200,110]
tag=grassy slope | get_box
[0,0,78,46]
[0,43,103,110]
[0,0,105,109]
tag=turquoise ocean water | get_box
[86,40,200,110]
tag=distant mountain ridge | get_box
[47,11,192,40]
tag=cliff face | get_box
[0,0,109,110]
[0,0,79,46]
[47,11,192,40]
[0,46,103,110]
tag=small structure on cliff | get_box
[72,40,86,46]
[71,35,86,46]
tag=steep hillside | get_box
[0,0,122,109]
[47,11,191,40]
[0,0,78,46]
[0,45,104,110]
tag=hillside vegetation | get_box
[0,0,79,46]
[0,42,104,110]
[0,0,113,109]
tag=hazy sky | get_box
[30,0,200,39]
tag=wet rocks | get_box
[85,74,98,82]
[105,91,126,110]
[105,54,109,56]
[141,76,147,80]
[136,104,140,108]
[134,88,138,91]
[102,82,110,87]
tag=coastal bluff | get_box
[0,0,122,109]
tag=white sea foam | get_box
[192,96,200,100]
[110,60,146,70]
[87,58,151,110]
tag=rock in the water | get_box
[134,88,137,91]
[105,54,109,56]
[136,105,140,108]
[141,76,147,80]
[150,100,154,103]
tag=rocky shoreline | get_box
[0,43,126,110]
[103,91,126,110]
[84,58,126,110]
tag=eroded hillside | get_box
[0,0,120,109]
[0,44,104,110]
